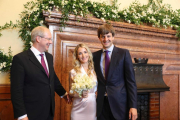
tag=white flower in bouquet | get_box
[70,73,96,97]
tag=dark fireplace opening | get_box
[137,93,149,120]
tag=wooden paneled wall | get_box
[0,85,16,120]
[43,10,180,120]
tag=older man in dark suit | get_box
[11,26,70,120]
[93,24,137,120]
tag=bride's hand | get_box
[82,90,89,98]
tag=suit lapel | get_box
[28,49,49,78]
[95,50,106,85]
[107,46,119,80]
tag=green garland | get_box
[0,0,180,74]
[0,47,13,73]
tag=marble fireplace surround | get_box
[43,11,180,120]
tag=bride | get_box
[69,44,97,120]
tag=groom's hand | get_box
[129,108,138,120]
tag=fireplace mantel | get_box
[134,64,170,92]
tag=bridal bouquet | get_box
[70,73,96,97]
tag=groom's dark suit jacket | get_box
[11,49,66,120]
[93,46,137,120]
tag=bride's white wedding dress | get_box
[69,66,97,120]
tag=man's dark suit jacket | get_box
[10,49,66,120]
[93,46,137,120]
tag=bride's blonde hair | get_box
[73,44,95,76]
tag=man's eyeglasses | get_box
[39,36,52,41]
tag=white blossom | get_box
[123,11,127,16]
[79,3,82,8]
[126,9,130,13]
[147,7,153,14]
[134,16,138,19]
[137,13,141,17]
[112,15,116,18]
[163,25,167,29]
[112,9,118,14]
[49,1,54,4]
[74,9,77,14]
[127,20,131,24]
[30,41,33,46]
[0,62,6,69]
[55,8,59,12]
[151,16,156,21]
[141,11,146,17]
[175,25,179,29]
[101,18,105,22]
[65,1,68,5]
[93,4,96,7]
[80,11,83,17]
[48,9,52,14]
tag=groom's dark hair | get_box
[97,23,115,38]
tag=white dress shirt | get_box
[30,46,49,73]
[100,44,114,78]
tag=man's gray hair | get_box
[31,26,49,43]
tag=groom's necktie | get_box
[105,51,110,79]
[40,54,49,77]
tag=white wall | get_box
[0,0,179,84]
[0,0,32,84]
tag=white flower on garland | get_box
[127,20,131,24]
[101,18,105,22]
[30,41,33,46]
[0,62,6,70]
[70,73,96,97]
[39,20,44,26]
[49,1,54,4]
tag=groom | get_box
[93,24,138,120]
[11,26,70,120]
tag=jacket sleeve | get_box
[10,55,26,118]
[53,69,66,96]
[124,50,137,109]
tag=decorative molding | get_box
[43,11,178,39]
[166,64,180,70]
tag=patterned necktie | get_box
[40,54,49,77]
[105,51,110,79]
